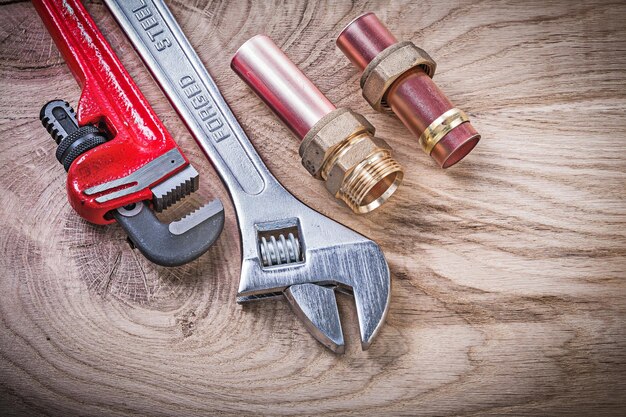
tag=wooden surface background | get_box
[1,0,625,415]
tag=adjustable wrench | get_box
[105,0,390,352]
[34,0,224,266]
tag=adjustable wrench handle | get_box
[103,0,277,206]
[34,0,189,224]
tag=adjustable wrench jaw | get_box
[239,246,390,352]
[235,188,391,352]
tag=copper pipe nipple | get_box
[337,13,480,168]
[231,35,403,213]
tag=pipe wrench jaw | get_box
[113,199,224,267]
[35,0,225,267]
[41,99,225,267]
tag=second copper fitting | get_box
[231,35,403,214]
[337,13,481,168]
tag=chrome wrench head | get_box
[105,0,390,352]
[236,191,390,352]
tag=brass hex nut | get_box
[299,108,375,179]
[360,41,437,113]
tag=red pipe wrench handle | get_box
[33,0,189,225]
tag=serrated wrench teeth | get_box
[151,165,199,212]
[105,0,391,351]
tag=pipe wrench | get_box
[105,0,391,352]
[33,0,224,266]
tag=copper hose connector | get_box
[337,13,481,168]
[231,35,403,214]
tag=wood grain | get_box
[1,0,625,415]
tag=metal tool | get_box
[105,0,391,352]
[231,35,403,214]
[34,0,224,266]
[337,12,481,168]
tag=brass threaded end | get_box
[337,148,403,214]
[319,133,368,180]
[301,108,403,214]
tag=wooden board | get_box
[1,0,625,415]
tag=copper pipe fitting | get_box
[337,13,480,168]
[231,35,403,214]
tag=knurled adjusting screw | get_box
[40,100,107,171]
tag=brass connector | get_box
[232,34,404,211]
[361,41,437,113]
[337,13,480,168]
[299,108,403,213]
